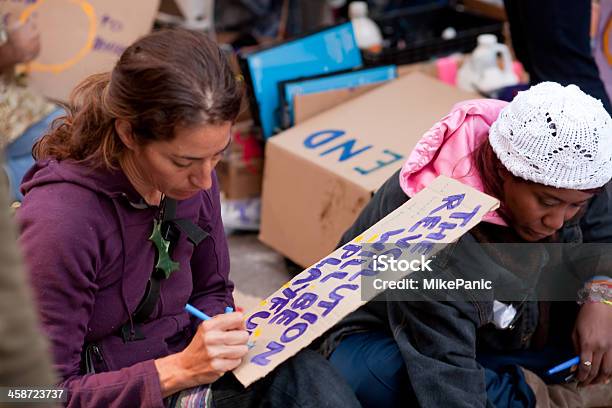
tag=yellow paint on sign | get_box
[19,0,98,74]
[366,233,379,243]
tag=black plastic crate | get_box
[363,4,504,66]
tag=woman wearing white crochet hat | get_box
[322,82,612,408]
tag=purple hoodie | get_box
[17,159,234,407]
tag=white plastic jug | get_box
[349,1,383,53]
[170,0,214,31]
[457,34,518,93]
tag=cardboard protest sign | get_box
[0,0,160,102]
[234,175,499,386]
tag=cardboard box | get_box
[294,83,380,125]
[293,60,440,125]
[217,122,263,200]
[396,60,440,78]
[217,158,263,200]
[259,73,477,268]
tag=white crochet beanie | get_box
[489,82,612,189]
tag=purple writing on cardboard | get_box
[233,175,499,387]
[303,129,403,175]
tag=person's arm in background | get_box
[0,14,40,70]
[504,0,612,113]
[0,160,56,388]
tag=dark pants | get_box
[330,332,540,408]
[329,331,410,408]
[213,349,361,408]
[504,0,612,113]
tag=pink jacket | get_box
[399,99,508,225]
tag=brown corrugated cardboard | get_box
[396,60,440,77]
[259,73,477,267]
[293,60,440,125]
[217,158,263,200]
[294,84,379,125]
[217,121,263,200]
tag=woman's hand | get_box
[572,302,612,386]
[155,312,249,397]
[0,15,40,68]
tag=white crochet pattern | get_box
[489,82,612,189]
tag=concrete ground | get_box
[227,232,294,311]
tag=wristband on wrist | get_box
[577,281,612,305]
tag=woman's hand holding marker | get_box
[154,305,249,397]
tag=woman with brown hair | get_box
[16,29,360,408]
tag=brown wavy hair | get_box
[472,140,506,204]
[34,29,244,169]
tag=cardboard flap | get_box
[294,83,380,125]
[269,73,477,193]
[235,175,499,386]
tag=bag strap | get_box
[120,198,208,342]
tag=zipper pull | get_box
[92,345,104,363]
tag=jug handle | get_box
[494,43,516,77]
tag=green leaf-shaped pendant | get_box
[148,219,180,279]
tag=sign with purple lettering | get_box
[233,175,499,386]
[0,0,160,101]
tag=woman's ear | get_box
[115,119,137,151]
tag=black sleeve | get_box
[387,297,488,408]
[563,182,612,283]
[580,181,612,244]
